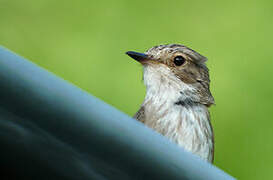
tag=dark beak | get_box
[126,51,148,62]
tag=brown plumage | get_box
[126,44,215,163]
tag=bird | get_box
[126,44,215,163]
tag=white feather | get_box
[142,63,213,162]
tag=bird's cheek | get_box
[173,70,195,84]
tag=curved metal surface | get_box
[0,47,235,180]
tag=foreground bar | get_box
[0,47,235,180]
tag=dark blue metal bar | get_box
[0,47,235,180]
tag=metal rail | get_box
[0,47,235,180]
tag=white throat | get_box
[142,64,214,162]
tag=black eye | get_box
[174,56,186,66]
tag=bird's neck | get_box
[142,64,199,108]
[141,65,214,162]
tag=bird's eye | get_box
[174,56,186,66]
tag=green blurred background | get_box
[1,0,273,179]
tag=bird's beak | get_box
[126,51,149,63]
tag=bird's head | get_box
[126,44,214,107]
